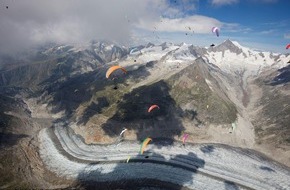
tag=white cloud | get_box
[284,33,290,39]
[0,0,179,54]
[211,0,239,6]
[260,29,276,34]
[248,0,278,3]
[136,15,222,34]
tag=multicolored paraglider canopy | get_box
[148,105,160,113]
[106,65,127,79]
[140,137,152,154]
[212,27,219,37]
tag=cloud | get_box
[210,0,239,6]
[260,29,276,34]
[167,0,199,17]
[284,33,290,39]
[136,15,222,33]
[260,20,289,28]
[248,0,278,3]
[218,23,252,33]
[0,0,178,54]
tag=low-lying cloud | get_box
[0,0,231,54]
[0,0,169,53]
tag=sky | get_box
[0,0,289,54]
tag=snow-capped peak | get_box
[211,39,244,55]
[231,40,244,49]
[203,39,290,79]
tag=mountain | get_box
[0,40,290,188]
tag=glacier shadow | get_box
[224,180,239,190]
[74,152,205,190]
[259,166,275,172]
[200,145,215,154]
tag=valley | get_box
[1,40,290,189]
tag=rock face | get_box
[0,40,290,188]
[251,64,290,147]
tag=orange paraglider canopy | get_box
[106,65,127,79]
[148,104,160,113]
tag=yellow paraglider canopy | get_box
[140,137,152,154]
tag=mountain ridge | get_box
[0,39,290,189]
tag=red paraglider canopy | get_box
[286,44,290,49]
[148,105,160,113]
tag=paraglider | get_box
[120,128,127,137]
[286,44,290,49]
[148,105,160,113]
[212,27,219,37]
[210,44,215,47]
[140,137,152,154]
[231,123,236,131]
[182,134,189,145]
[126,156,131,163]
[106,66,127,79]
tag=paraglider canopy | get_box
[212,27,219,37]
[148,105,160,113]
[120,128,127,137]
[106,65,127,79]
[182,134,189,144]
[126,156,131,163]
[286,44,290,49]
[140,137,152,154]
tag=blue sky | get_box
[198,0,290,51]
[133,0,290,53]
[0,0,289,54]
